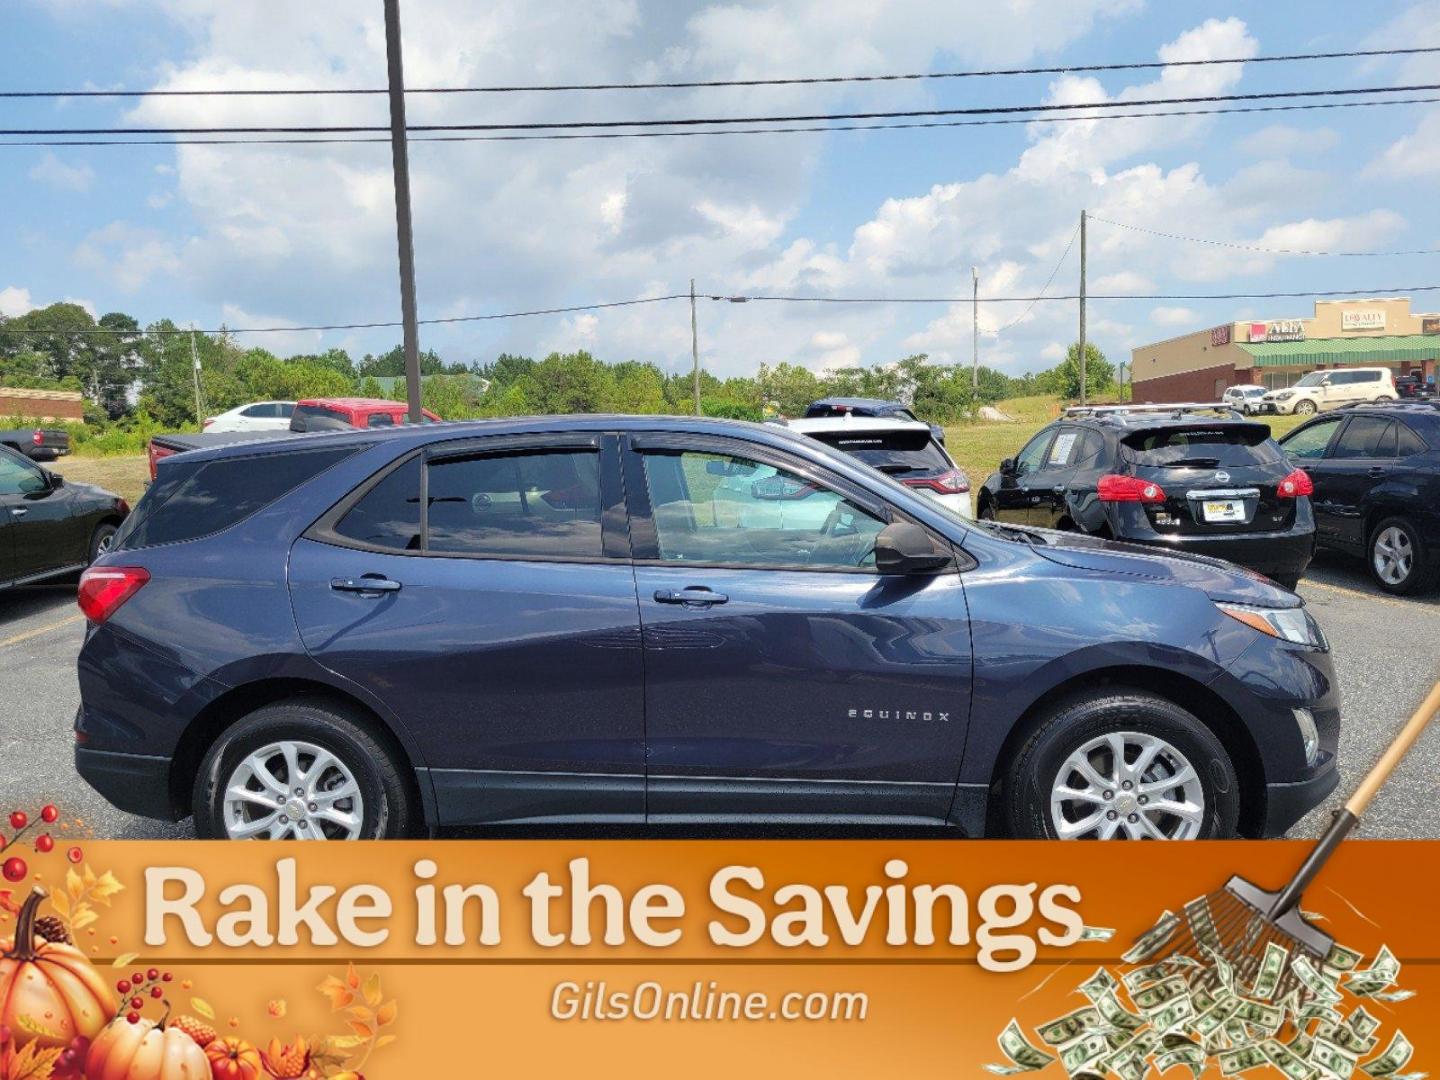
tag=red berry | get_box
[150,986,163,999]
[66,846,83,864]
[9,811,27,831]
[161,972,173,982]
[35,834,54,853]
[132,972,144,985]
[116,980,130,994]
[147,967,159,981]
[40,805,58,824]
[2,857,26,882]
[130,996,143,1010]
[126,1012,140,1025]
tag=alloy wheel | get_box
[1048,731,1205,840]
[1373,526,1414,587]
[221,740,365,840]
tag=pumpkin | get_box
[86,1014,210,1080]
[206,1036,263,1080]
[0,888,115,1049]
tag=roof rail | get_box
[1063,402,1245,419]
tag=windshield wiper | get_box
[1157,457,1221,467]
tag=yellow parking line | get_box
[0,612,84,648]
[1300,578,1436,611]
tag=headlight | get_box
[1275,391,1294,400]
[1216,602,1325,647]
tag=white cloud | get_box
[1150,305,1198,327]
[0,286,35,318]
[217,303,324,355]
[28,152,95,192]
[1237,125,1340,159]
[73,222,182,293]
[1367,111,1440,179]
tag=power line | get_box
[4,45,1437,98]
[3,81,1436,138]
[996,224,1081,333]
[9,285,1440,336]
[1090,215,1440,257]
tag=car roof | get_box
[298,397,411,409]
[786,415,933,435]
[807,397,908,410]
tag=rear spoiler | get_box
[1064,402,1245,420]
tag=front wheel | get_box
[1368,516,1437,595]
[979,501,997,521]
[87,522,117,564]
[194,699,415,840]
[1003,689,1239,840]
[1293,399,1317,416]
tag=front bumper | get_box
[1261,766,1340,837]
[74,743,181,820]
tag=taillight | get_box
[32,430,43,445]
[751,475,817,500]
[1097,474,1167,503]
[1277,468,1314,498]
[76,566,149,624]
[203,417,215,429]
[147,441,176,481]
[903,470,970,494]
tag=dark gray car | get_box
[0,445,129,589]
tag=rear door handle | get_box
[10,507,26,517]
[1368,466,1386,477]
[654,587,728,607]
[331,576,402,594]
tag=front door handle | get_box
[654,587,728,607]
[331,576,402,595]
[1368,466,1386,477]
[10,506,26,517]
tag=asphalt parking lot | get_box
[2,548,1436,841]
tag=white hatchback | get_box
[203,401,298,433]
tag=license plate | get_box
[1202,499,1244,522]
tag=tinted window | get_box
[426,450,602,559]
[1123,426,1282,467]
[0,451,46,496]
[292,404,351,432]
[641,450,887,570]
[1013,432,1052,476]
[277,402,295,418]
[1281,418,1342,460]
[367,412,396,428]
[1332,417,1396,459]
[1043,428,1087,468]
[119,447,358,549]
[807,428,948,476]
[240,404,272,418]
[333,456,422,551]
[1397,424,1427,457]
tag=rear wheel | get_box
[193,699,415,840]
[1003,689,1239,840]
[1294,399,1317,416]
[979,501,996,521]
[1270,573,1300,591]
[87,523,117,564]
[1368,516,1437,595]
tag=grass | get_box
[38,400,1314,517]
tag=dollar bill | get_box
[1060,1033,1111,1075]
[1078,967,1119,1003]
[1252,941,1290,1001]
[1324,943,1364,973]
[1150,995,1196,1035]
[1133,975,1189,1014]
[1124,963,1173,992]
[1323,1022,1380,1058]
[1095,990,1147,1034]
[1219,1044,1269,1075]
[1232,998,1284,1034]
[1345,947,1400,997]
[1264,1038,1320,1080]
[1313,1037,1360,1080]
[1361,1032,1413,1078]
[1037,1007,1104,1047]
[1186,897,1221,952]
[1366,990,1415,1004]
[1156,1044,1206,1079]
[1203,944,1237,993]
[1293,955,1345,1006]
[1194,998,1242,1040]
[1079,925,1116,942]
[1349,1007,1382,1040]
[992,1019,1057,1074]
[1123,912,1180,965]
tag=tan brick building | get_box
[0,387,84,421]
[1130,297,1440,403]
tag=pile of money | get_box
[986,908,1420,1080]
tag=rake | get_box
[1130,679,1440,1003]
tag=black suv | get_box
[1277,402,1440,594]
[978,405,1315,588]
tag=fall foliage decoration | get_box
[85,1008,209,1080]
[261,1036,313,1080]
[314,965,396,1076]
[0,889,116,1052]
[205,1036,262,1080]
[167,1017,215,1050]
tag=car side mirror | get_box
[999,457,1016,475]
[46,471,64,489]
[873,522,951,576]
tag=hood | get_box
[1023,527,1301,607]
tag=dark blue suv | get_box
[74,416,1340,841]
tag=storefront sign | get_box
[1248,319,1305,342]
[1210,324,1231,346]
[1342,310,1386,331]
[1423,316,1440,335]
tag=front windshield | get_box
[1294,372,1327,388]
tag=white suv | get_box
[1259,368,1397,415]
[1222,384,1268,414]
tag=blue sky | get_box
[3,0,1438,377]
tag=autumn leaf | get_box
[374,1034,398,1050]
[111,952,138,968]
[317,975,354,1011]
[346,1021,374,1040]
[15,1014,65,1040]
[191,998,216,1020]
[344,1006,373,1024]
[4,1041,63,1080]
[344,963,360,990]
[361,972,382,1008]
[71,908,98,932]
[375,1000,397,1027]
[324,1035,366,1052]
[90,870,124,905]
[47,892,68,919]
[65,868,83,902]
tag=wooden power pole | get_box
[1078,209,1088,407]
[384,0,423,424]
[691,279,701,416]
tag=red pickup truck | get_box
[147,397,441,479]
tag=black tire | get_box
[88,522,118,564]
[1003,688,1240,840]
[1367,516,1438,596]
[193,698,415,840]
[1294,399,1317,416]
[979,501,997,521]
[1269,573,1300,591]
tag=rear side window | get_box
[332,456,422,551]
[291,404,352,432]
[808,429,949,474]
[367,412,396,428]
[1123,426,1282,467]
[1397,423,1427,457]
[1332,417,1396,459]
[118,447,358,549]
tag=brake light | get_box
[203,417,215,429]
[1097,474,1167,503]
[1277,468,1314,498]
[32,430,43,445]
[903,470,970,494]
[76,566,149,624]
[147,441,177,481]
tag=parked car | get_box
[1257,368,1398,416]
[1277,402,1440,595]
[1222,384,1268,415]
[76,415,1338,843]
[147,397,442,479]
[803,397,946,444]
[204,401,297,433]
[0,445,128,589]
[786,415,971,518]
[977,404,1315,588]
[0,425,70,462]
[1395,373,1434,401]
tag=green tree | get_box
[608,361,668,413]
[520,351,617,414]
[1056,342,1115,400]
[756,362,823,418]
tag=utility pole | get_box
[971,266,979,393]
[690,278,701,416]
[383,0,423,425]
[188,327,204,426]
[1078,208,1088,406]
